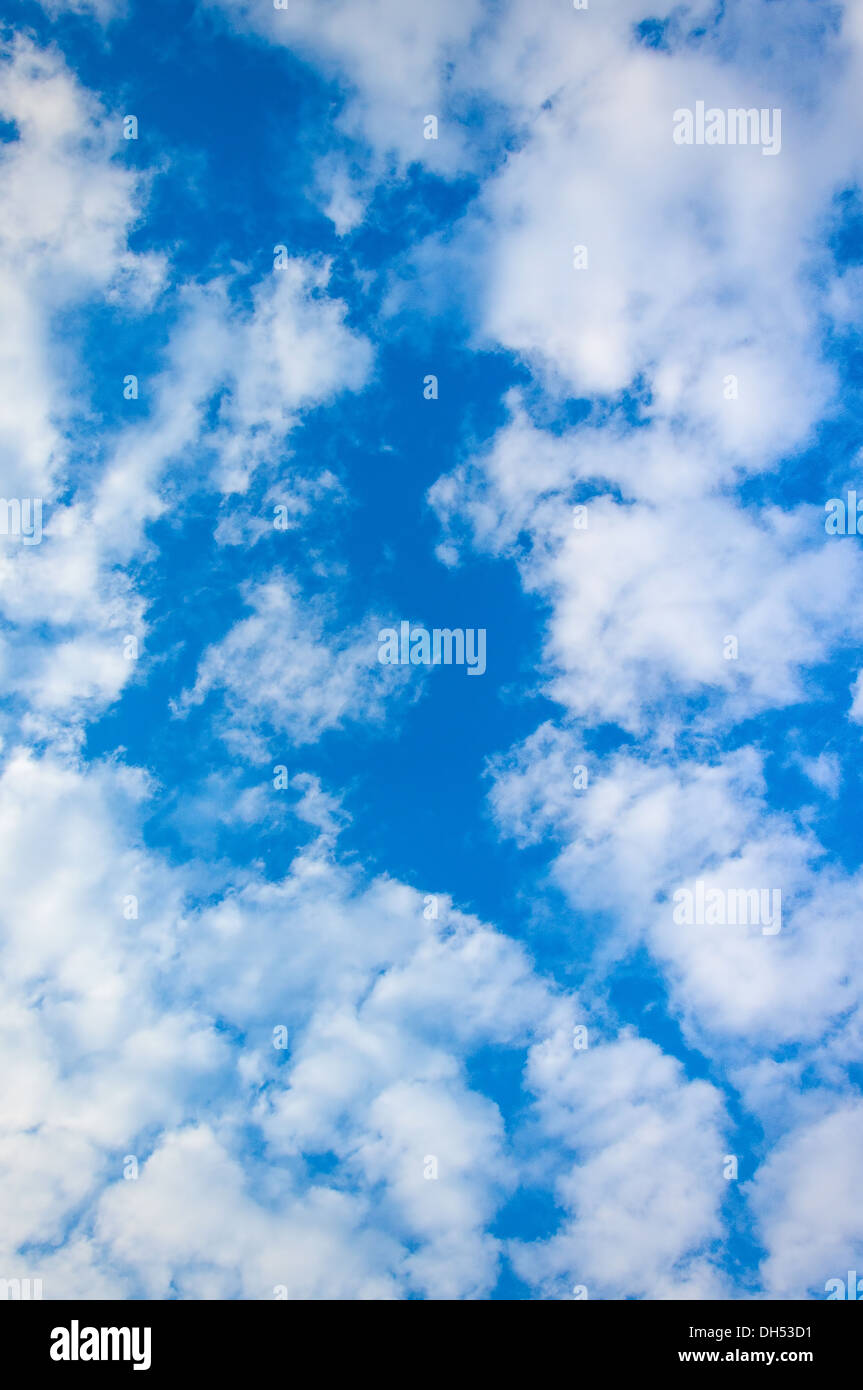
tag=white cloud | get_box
[207,0,486,175]
[511,1028,729,1300]
[93,1123,403,1300]
[176,576,413,753]
[0,39,373,732]
[0,751,225,1278]
[432,405,863,733]
[0,745,563,1299]
[849,669,863,723]
[490,729,863,1050]
[0,736,738,1300]
[0,35,164,501]
[748,1102,863,1298]
[796,750,841,797]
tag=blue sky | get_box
[2,0,863,1301]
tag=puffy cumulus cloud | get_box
[207,257,373,496]
[172,851,557,1103]
[490,727,863,1052]
[491,729,766,932]
[348,1081,507,1297]
[511,1029,729,1300]
[413,1,863,817]
[26,258,369,736]
[0,743,650,1301]
[204,0,730,249]
[487,723,766,869]
[135,854,731,1300]
[0,42,163,726]
[203,1,863,486]
[456,29,835,450]
[0,502,149,744]
[397,3,863,1293]
[0,751,225,1283]
[538,490,861,730]
[430,397,837,547]
[648,865,863,1048]
[206,0,487,177]
[0,34,164,501]
[93,1124,405,1300]
[488,728,863,1313]
[92,257,371,539]
[433,426,863,733]
[0,36,371,732]
[175,576,415,754]
[422,0,863,450]
[747,1101,863,1299]
[0,738,735,1300]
